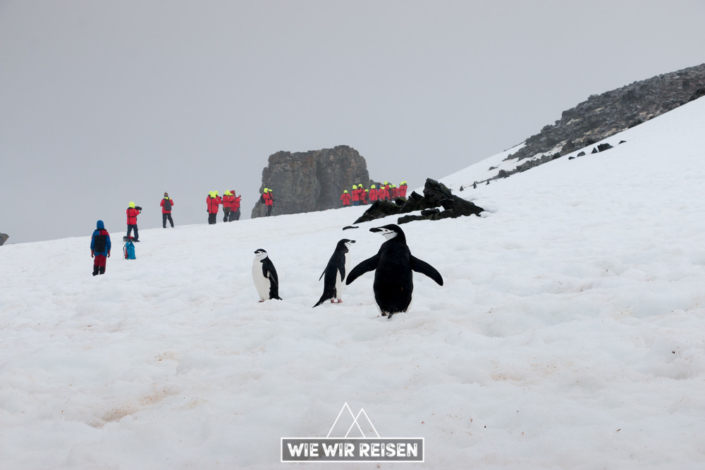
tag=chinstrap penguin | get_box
[346,224,443,319]
[252,249,282,302]
[313,239,356,307]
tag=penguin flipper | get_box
[346,255,379,285]
[411,256,444,286]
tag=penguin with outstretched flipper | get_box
[313,239,355,307]
[346,224,443,319]
[252,249,282,302]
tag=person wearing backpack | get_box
[262,188,275,216]
[90,220,112,276]
[160,192,175,228]
[126,202,142,241]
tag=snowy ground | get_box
[3,98,705,469]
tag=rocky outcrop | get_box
[490,63,705,179]
[0,233,8,246]
[354,179,483,225]
[251,146,374,218]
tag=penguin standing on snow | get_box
[252,249,282,302]
[346,224,443,319]
[313,239,356,307]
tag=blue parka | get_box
[90,220,112,256]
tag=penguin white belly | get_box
[252,260,271,300]
[335,253,349,301]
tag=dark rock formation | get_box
[577,151,586,157]
[251,146,373,218]
[597,143,613,152]
[488,63,705,179]
[0,233,8,246]
[354,179,483,225]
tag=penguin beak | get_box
[369,228,382,233]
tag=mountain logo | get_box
[281,403,424,463]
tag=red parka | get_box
[126,207,140,225]
[160,198,174,214]
[207,195,221,214]
[399,184,408,197]
[232,193,241,210]
[391,187,399,199]
[263,192,274,206]
[369,188,378,202]
[222,194,235,209]
[341,192,351,206]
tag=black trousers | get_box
[208,213,217,224]
[127,224,139,240]
[228,210,239,221]
[266,205,273,216]
[223,209,231,222]
[162,213,174,228]
[234,209,241,220]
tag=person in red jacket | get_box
[126,202,141,241]
[207,191,221,224]
[222,190,235,222]
[160,192,175,228]
[351,185,360,206]
[391,184,399,199]
[379,182,388,201]
[341,190,351,206]
[369,185,378,203]
[357,184,366,205]
[399,181,408,198]
[262,188,275,216]
[230,190,241,221]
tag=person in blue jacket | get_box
[91,220,112,276]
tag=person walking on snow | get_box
[399,181,408,197]
[351,185,360,206]
[358,184,367,205]
[262,188,275,216]
[222,190,234,222]
[369,184,378,202]
[126,202,141,241]
[90,220,112,276]
[207,191,221,224]
[230,190,241,220]
[341,190,351,206]
[160,192,175,228]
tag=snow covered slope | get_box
[2,97,705,469]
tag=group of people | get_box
[206,190,242,224]
[340,181,408,207]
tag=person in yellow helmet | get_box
[369,184,378,202]
[341,189,351,206]
[352,185,360,206]
[207,191,221,224]
[126,201,142,241]
[399,181,408,198]
[261,187,275,216]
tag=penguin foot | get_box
[258,300,265,303]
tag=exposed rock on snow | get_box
[0,233,8,246]
[483,63,705,182]
[354,179,483,225]
[251,145,374,218]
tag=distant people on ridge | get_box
[341,190,351,206]
[261,188,275,216]
[207,191,221,224]
[230,190,241,220]
[160,192,174,228]
[399,181,408,198]
[222,190,235,222]
[369,184,378,202]
[126,202,141,241]
[90,220,111,276]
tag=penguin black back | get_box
[313,239,355,307]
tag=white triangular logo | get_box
[326,403,381,438]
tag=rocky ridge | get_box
[488,63,705,181]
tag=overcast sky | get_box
[1,0,704,244]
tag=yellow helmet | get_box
[129,201,135,208]
[344,190,348,193]
[371,185,376,189]
[352,185,357,189]
[384,181,388,185]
